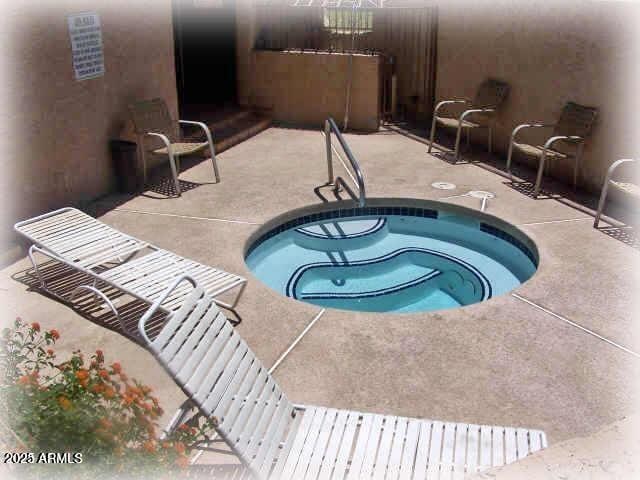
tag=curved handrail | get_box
[324,117,366,207]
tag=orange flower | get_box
[18,375,31,385]
[111,362,122,374]
[91,383,105,394]
[49,329,60,340]
[104,387,116,399]
[58,396,72,410]
[143,441,156,453]
[174,442,186,454]
[75,369,89,381]
[177,423,189,432]
[98,369,109,380]
[47,349,54,356]
[31,322,40,332]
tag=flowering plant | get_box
[0,318,213,478]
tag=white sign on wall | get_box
[67,13,105,81]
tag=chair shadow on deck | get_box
[595,225,640,250]
[142,177,203,199]
[313,183,357,204]
[504,180,563,200]
[11,259,241,345]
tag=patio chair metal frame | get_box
[129,98,221,197]
[594,158,638,228]
[14,208,246,338]
[506,102,598,198]
[428,78,510,163]
[139,275,548,480]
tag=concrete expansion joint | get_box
[112,208,262,225]
[518,217,593,226]
[511,292,640,359]
[268,308,326,375]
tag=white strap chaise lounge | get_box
[138,275,547,480]
[14,208,246,334]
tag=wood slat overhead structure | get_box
[254,0,438,121]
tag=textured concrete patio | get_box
[1,125,638,469]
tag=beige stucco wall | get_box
[435,0,640,193]
[235,0,257,108]
[0,0,178,248]
[251,50,380,132]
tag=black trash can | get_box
[110,139,140,193]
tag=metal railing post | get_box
[324,117,366,207]
[325,119,334,185]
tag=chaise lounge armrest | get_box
[509,123,556,142]
[433,99,470,115]
[138,274,198,345]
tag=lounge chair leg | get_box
[203,129,221,183]
[212,280,247,311]
[428,115,437,153]
[27,245,47,290]
[69,285,126,335]
[162,399,195,439]
[594,180,609,229]
[454,124,463,163]
[533,152,547,198]
[167,150,181,196]
[506,140,514,180]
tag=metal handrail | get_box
[324,117,366,207]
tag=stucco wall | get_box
[435,0,640,193]
[251,50,380,132]
[0,0,178,248]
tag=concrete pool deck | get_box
[1,125,639,473]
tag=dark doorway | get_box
[173,0,237,118]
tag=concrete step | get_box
[182,108,271,154]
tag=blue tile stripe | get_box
[299,270,443,300]
[246,206,438,256]
[295,218,386,240]
[480,223,538,266]
[286,247,492,302]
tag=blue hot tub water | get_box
[245,209,537,313]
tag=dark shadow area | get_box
[142,177,203,199]
[11,261,164,345]
[596,226,640,250]
[313,183,356,204]
[11,259,240,344]
[505,181,562,200]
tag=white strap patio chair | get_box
[129,98,220,196]
[428,79,510,163]
[14,208,246,335]
[506,102,598,198]
[594,158,639,228]
[139,275,548,480]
